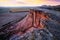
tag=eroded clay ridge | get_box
[0,8,60,40]
[0,9,52,36]
[7,9,49,34]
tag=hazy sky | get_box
[0,0,60,7]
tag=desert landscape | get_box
[0,5,60,40]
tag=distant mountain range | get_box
[39,5,60,11]
[0,7,36,13]
[0,5,60,13]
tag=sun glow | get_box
[0,0,60,7]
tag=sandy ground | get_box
[0,12,29,27]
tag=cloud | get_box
[0,0,60,7]
[16,2,27,4]
[46,0,60,2]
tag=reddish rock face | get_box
[11,9,49,35]
[29,9,49,29]
[9,10,53,40]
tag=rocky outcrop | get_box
[10,28,53,40]
[1,8,60,40]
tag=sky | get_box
[0,0,60,7]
